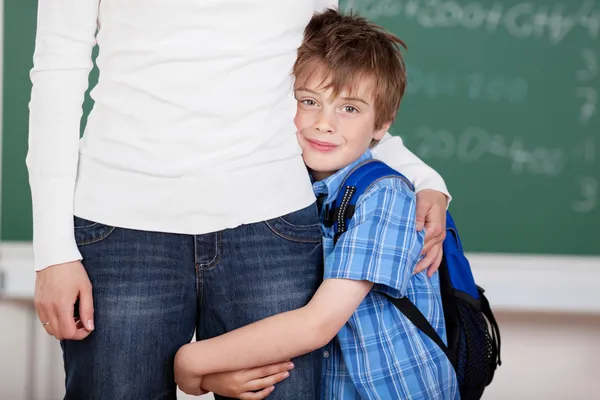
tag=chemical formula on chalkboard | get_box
[344,0,600,45]
[411,125,597,212]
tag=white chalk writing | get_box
[573,176,598,212]
[406,67,529,103]
[410,125,595,176]
[343,0,600,45]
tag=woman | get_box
[28,1,450,398]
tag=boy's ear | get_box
[373,121,392,141]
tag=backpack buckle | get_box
[323,204,335,228]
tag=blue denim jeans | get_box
[62,203,323,400]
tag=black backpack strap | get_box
[387,295,451,360]
[329,160,451,359]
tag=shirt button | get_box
[323,350,330,359]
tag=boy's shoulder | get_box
[351,162,417,210]
[325,156,418,230]
[337,164,419,236]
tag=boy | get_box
[175,9,459,399]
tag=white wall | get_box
[4,243,600,311]
[1,303,599,400]
[483,312,600,399]
[0,300,215,400]
[2,244,600,399]
[0,302,31,400]
[3,244,599,398]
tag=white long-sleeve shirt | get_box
[27,0,449,271]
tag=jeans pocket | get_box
[265,202,321,243]
[74,216,116,246]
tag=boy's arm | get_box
[176,181,420,383]
[177,278,373,377]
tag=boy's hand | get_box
[201,361,294,399]
[174,344,207,396]
[414,189,448,277]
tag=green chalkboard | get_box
[340,0,600,254]
[1,0,98,241]
[2,0,37,241]
[2,0,599,255]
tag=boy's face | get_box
[294,67,391,181]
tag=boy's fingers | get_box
[240,386,275,400]
[247,362,294,380]
[247,371,291,392]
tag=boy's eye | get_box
[343,105,358,113]
[301,99,317,106]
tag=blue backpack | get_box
[324,159,502,400]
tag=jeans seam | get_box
[194,235,204,341]
[201,232,222,271]
[276,217,321,229]
[194,235,201,296]
[74,223,98,229]
[264,221,321,244]
[76,226,116,246]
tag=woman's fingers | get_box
[36,308,57,337]
[34,261,94,340]
[34,296,59,337]
[414,243,440,274]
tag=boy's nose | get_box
[315,114,335,134]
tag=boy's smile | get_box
[304,138,339,152]
[293,64,392,181]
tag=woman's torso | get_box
[75,0,318,233]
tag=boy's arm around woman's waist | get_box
[175,180,422,378]
[176,278,374,378]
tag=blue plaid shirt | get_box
[314,151,459,400]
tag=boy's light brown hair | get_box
[293,8,408,131]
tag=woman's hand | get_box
[414,189,448,277]
[35,260,95,340]
[201,361,294,399]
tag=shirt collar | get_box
[312,150,373,206]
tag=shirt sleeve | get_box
[371,133,451,203]
[26,0,100,271]
[323,179,424,296]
